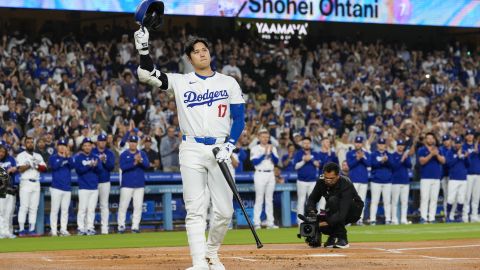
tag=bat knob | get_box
[212,147,220,156]
[257,243,263,249]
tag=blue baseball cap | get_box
[81,137,93,145]
[355,136,364,143]
[397,139,406,146]
[129,135,139,142]
[454,137,463,144]
[442,134,450,141]
[0,140,8,149]
[57,138,68,146]
[377,138,386,145]
[97,134,107,141]
[466,129,475,136]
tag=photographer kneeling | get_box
[301,162,364,248]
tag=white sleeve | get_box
[35,153,47,166]
[16,153,28,166]
[250,146,264,160]
[229,78,245,104]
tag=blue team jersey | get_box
[281,153,296,172]
[447,148,468,181]
[463,143,480,174]
[318,150,339,175]
[439,146,452,178]
[120,150,150,188]
[417,146,443,180]
[92,147,115,183]
[390,152,412,184]
[73,152,100,190]
[293,150,320,182]
[49,153,74,192]
[371,151,393,183]
[346,149,371,183]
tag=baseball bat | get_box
[212,147,263,249]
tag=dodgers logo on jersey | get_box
[183,89,228,108]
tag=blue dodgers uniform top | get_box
[293,150,320,182]
[92,147,115,183]
[49,153,74,191]
[463,143,480,174]
[417,146,444,180]
[119,150,150,188]
[371,150,393,183]
[447,149,468,181]
[73,152,100,190]
[318,150,339,175]
[439,145,451,178]
[281,153,295,172]
[346,149,371,183]
[390,152,412,184]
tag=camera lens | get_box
[303,225,312,234]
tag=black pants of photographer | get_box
[320,196,364,239]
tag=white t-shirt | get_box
[165,72,245,138]
[250,144,278,171]
[16,151,46,181]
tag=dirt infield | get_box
[1,239,479,270]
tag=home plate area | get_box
[1,239,479,270]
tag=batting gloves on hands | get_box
[216,142,235,163]
[134,27,149,55]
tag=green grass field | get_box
[1,223,479,253]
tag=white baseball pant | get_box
[353,183,368,220]
[253,171,275,227]
[370,182,392,223]
[49,187,71,234]
[179,142,234,266]
[391,184,409,224]
[441,177,449,214]
[420,179,440,222]
[18,180,40,231]
[0,198,8,236]
[98,182,111,233]
[117,187,144,230]
[77,189,99,232]
[447,179,466,219]
[5,194,15,234]
[296,180,316,224]
[464,174,480,222]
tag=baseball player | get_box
[439,135,452,217]
[318,137,339,175]
[463,129,480,222]
[92,134,115,234]
[48,138,73,236]
[417,133,446,223]
[0,141,17,239]
[370,138,393,225]
[390,139,412,225]
[294,137,321,225]
[73,137,100,235]
[16,137,47,236]
[133,20,245,270]
[446,137,467,222]
[346,136,371,224]
[250,129,279,230]
[118,135,149,233]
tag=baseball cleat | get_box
[254,225,261,230]
[206,257,225,270]
[118,226,126,234]
[77,230,87,236]
[266,224,279,229]
[334,238,349,249]
[28,230,39,237]
[324,236,336,248]
[18,230,28,237]
[132,229,141,234]
[59,230,71,236]
[86,229,96,236]
[50,231,58,237]
[6,233,16,239]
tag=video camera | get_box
[296,211,326,248]
[0,167,11,198]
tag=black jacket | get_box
[306,174,363,226]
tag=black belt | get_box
[256,170,272,173]
[28,179,38,183]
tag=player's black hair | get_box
[302,136,312,142]
[184,37,210,58]
[323,162,340,175]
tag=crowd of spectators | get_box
[0,25,479,175]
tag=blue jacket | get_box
[234,148,247,173]
[318,150,339,175]
[390,152,412,184]
[371,151,393,183]
[0,156,17,185]
[463,143,480,174]
[346,149,371,183]
[92,147,115,183]
[73,152,100,190]
[417,146,443,180]
[294,150,320,182]
[120,150,150,188]
[439,145,452,178]
[281,153,296,172]
[49,153,74,191]
[447,148,468,181]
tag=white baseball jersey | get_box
[165,72,245,138]
[250,144,278,171]
[16,151,46,181]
